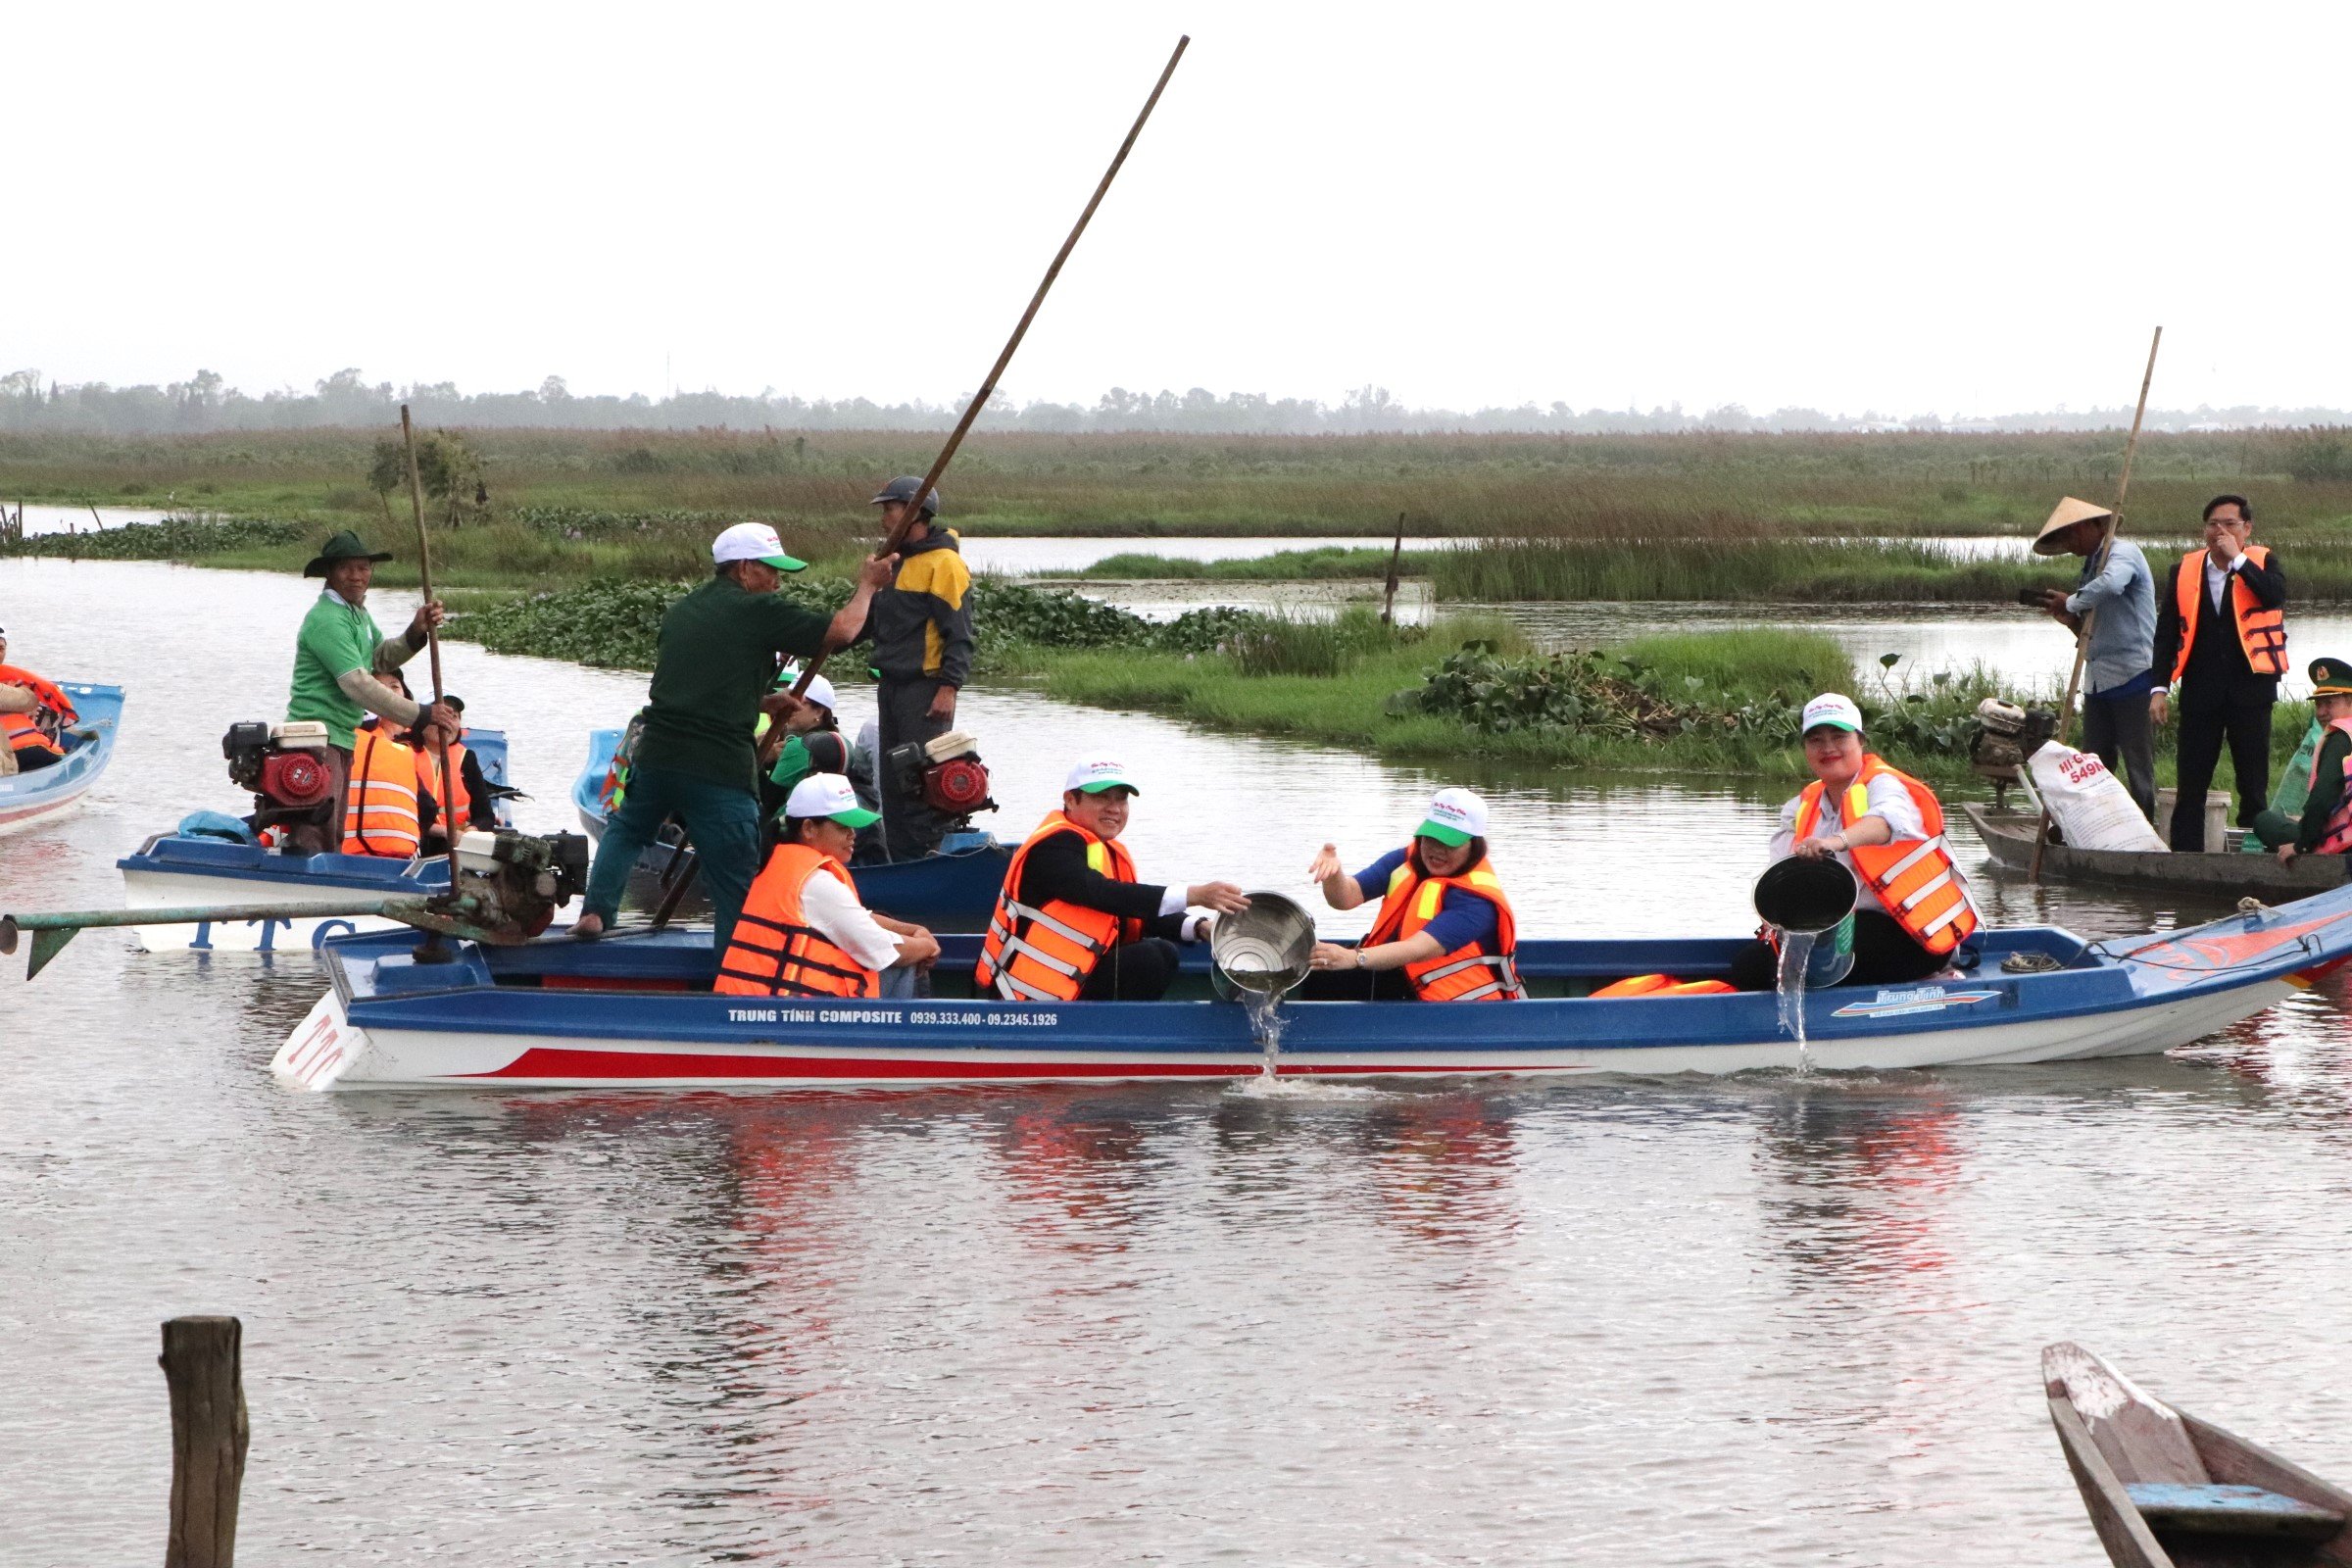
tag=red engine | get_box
[923,756,993,814]
[261,748,334,808]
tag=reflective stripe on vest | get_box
[713,844,879,999]
[1790,755,1979,956]
[974,811,1142,1002]
[416,741,472,831]
[2312,717,2352,857]
[0,664,74,758]
[1363,851,1523,1002]
[2172,545,2286,682]
[340,726,421,858]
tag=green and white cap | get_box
[1415,786,1489,847]
[1800,692,1865,734]
[1065,754,1140,795]
[785,773,879,828]
[712,521,808,572]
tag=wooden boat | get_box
[571,726,1011,931]
[0,681,122,836]
[2043,1342,2352,1566]
[116,728,515,953]
[268,881,2352,1090]
[1964,803,2351,902]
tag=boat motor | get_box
[223,719,338,842]
[442,829,592,943]
[883,730,997,822]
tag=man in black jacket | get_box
[862,476,976,862]
[2151,495,2288,850]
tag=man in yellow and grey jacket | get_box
[861,476,974,861]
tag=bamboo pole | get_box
[2030,325,2162,881]
[1382,511,1406,625]
[398,406,460,848]
[161,1315,247,1568]
[791,33,1190,697]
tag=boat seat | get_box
[2124,1481,2347,1542]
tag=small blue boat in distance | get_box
[0,681,124,837]
[573,726,1011,932]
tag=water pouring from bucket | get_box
[1210,892,1316,1074]
[1752,857,1858,1058]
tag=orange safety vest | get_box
[1592,973,1737,998]
[714,844,879,999]
[1791,755,1979,956]
[0,663,74,760]
[2171,545,2286,683]
[340,724,423,858]
[975,812,1145,1003]
[2311,717,2352,856]
[1363,850,1523,1002]
[416,740,473,833]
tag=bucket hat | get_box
[303,529,395,577]
[2033,497,2115,556]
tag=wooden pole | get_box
[792,33,1190,697]
[161,1315,248,1568]
[1382,511,1405,625]
[2030,325,2162,881]
[399,406,461,844]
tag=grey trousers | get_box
[875,677,953,862]
[2081,689,2157,822]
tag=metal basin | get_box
[1210,892,1316,998]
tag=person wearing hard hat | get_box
[2254,658,2352,865]
[2151,494,2287,850]
[573,522,895,952]
[1726,694,1979,990]
[714,774,940,1000]
[859,476,974,862]
[1302,788,1523,1002]
[2028,497,2158,821]
[974,755,1250,1002]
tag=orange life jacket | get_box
[2312,717,2352,856]
[714,843,879,999]
[975,812,1145,1002]
[2171,545,2286,683]
[0,663,74,760]
[1791,755,1979,956]
[340,724,423,858]
[1591,973,1737,998]
[1363,850,1523,1002]
[416,740,473,833]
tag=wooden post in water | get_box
[1382,511,1406,625]
[161,1315,248,1568]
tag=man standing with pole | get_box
[2029,497,2158,821]
[861,476,973,861]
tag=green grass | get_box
[1071,547,1440,580]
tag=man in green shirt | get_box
[284,530,457,852]
[573,522,892,951]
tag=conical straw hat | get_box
[2033,496,2115,556]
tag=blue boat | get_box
[0,682,124,836]
[118,727,516,953]
[572,726,1010,931]
[269,881,2352,1090]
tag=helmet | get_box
[870,475,941,518]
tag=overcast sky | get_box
[11,1,2346,416]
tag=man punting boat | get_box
[0,622,77,777]
[1301,787,1523,1002]
[1727,693,1980,991]
[975,754,1250,1002]
[716,774,939,1000]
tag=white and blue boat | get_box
[573,726,1011,931]
[270,883,2352,1090]
[118,728,515,954]
[0,681,123,837]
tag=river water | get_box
[7,557,2352,1565]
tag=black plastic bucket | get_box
[1753,857,1858,986]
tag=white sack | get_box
[2027,744,2168,853]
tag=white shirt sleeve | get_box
[1768,797,1799,861]
[1157,886,1188,918]
[799,869,908,973]
[1862,773,1928,840]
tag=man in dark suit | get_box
[2150,495,2287,851]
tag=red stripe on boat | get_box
[459,1048,1261,1081]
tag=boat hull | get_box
[1966,803,2350,902]
[0,682,123,837]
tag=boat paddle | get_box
[789,33,1191,699]
[2030,325,2161,883]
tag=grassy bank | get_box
[1070,546,1443,580]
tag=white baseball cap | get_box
[1414,786,1489,848]
[1801,692,1865,735]
[1064,754,1141,796]
[711,521,807,571]
[784,772,880,828]
[801,673,837,711]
